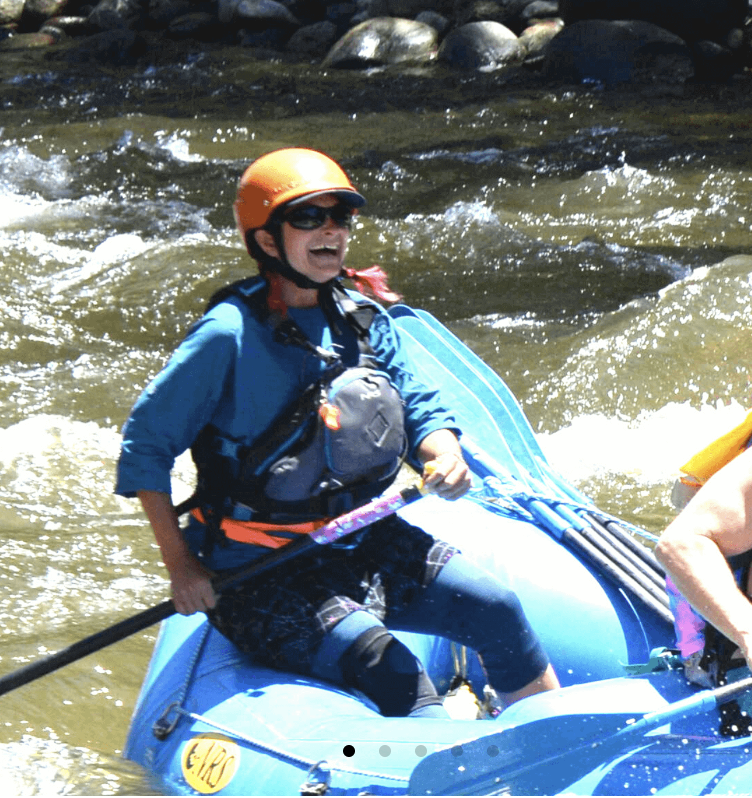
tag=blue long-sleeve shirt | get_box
[116,279,458,506]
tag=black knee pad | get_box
[339,627,443,717]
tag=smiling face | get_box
[253,193,352,287]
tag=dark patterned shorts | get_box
[207,514,457,674]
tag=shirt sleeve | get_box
[115,307,242,498]
[368,310,461,465]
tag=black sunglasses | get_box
[283,203,354,230]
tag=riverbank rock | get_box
[323,17,438,68]
[543,19,695,85]
[438,20,525,70]
[559,0,748,48]
[0,0,23,24]
[285,21,338,58]
[24,0,71,26]
[0,28,56,47]
[61,25,146,61]
[1,0,750,85]
[218,0,298,28]
[88,0,148,31]
[519,17,564,62]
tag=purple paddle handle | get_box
[310,485,424,545]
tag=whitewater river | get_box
[1,48,751,793]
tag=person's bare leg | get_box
[498,663,560,708]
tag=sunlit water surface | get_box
[1,50,751,793]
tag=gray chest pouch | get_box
[257,366,407,505]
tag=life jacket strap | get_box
[190,508,330,548]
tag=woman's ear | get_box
[254,229,280,259]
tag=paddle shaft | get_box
[0,485,423,698]
[504,675,752,793]
[410,675,752,796]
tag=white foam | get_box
[0,414,195,517]
[538,400,749,487]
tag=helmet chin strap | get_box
[269,219,339,289]
[248,224,338,315]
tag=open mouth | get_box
[310,245,340,259]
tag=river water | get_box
[1,46,751,794]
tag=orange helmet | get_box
[233,148,366,241]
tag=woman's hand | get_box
[138,489,218,616]
[168,554,218,616]
[422,451,472,500]
[415,427,473,501]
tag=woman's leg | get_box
[311,610,449,718]
[392,553,559,708]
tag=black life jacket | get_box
[188,277,407,539]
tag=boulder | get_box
[543,19,695,85]
[438,21,525,70]
[351,0,389,26]
[88,0,147,31]
[455,1,507,26]
[0,0,24,25]
[24,0,73,25]
[61,26,146,62]
[218,0,299,28]
[389,0,452,15]
[558,0,749,47]
[286,20,339,56]
[167,11,224,40]
[148,0,193,28]
[415,10,449,36]
[386,0,430,15]
[45,16,93,35]
[324,17,438,68]
[520,17,564,62]
[518,0,560,26]
[0,29,57,47]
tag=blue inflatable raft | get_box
[124,307,752,796]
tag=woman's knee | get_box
[428,554,526,630]
[339,627,446,718]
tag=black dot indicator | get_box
[343,745,355,757]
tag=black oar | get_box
[0,485,424,698]
[409,676,752,796]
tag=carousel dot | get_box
[487,745,499,757]
[415,745,427,757]
[343,745,355,757]
[379,745,391,757]
[451,745,464,757]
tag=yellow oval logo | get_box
[181,734,240,794]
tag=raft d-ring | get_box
[300,760,331,796]
[153,701,183,741]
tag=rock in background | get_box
[0,0,750,86]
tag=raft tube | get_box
[124,306,750,796]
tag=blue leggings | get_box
[311,553,549,715]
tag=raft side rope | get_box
[151,622,409,785]
[153,621,213,740]
[170,704,410,784]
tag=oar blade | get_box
[408,713,637,796]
